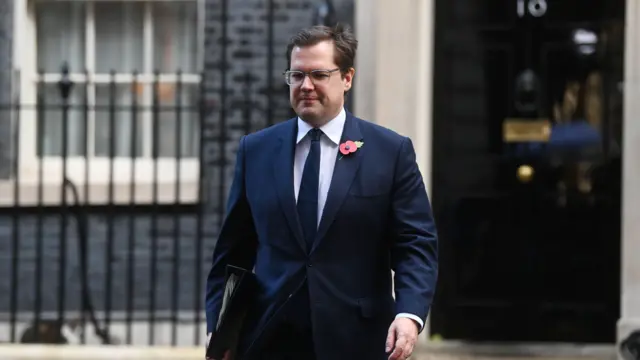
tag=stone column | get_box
[618,0,640,356]
[354,0,436,342]
[0,0,14,180]
[354,0,435,194]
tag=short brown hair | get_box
[285,24,358,74]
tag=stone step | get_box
[415,341,617,360]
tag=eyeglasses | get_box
[283,68,341,86]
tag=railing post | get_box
[57,62,74,338]
[58,62,74,101]
[313,0,337,26]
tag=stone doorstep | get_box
[0,342,619,360]
[412,356,608,360]
[415,341,618,360]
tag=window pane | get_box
[36,1,85,73]
[154,83,199,158]
[94,84,144,157]
[153,2,198,73]
[37,84,86,157]
[95,2,144,73]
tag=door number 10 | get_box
[517,0,547,17]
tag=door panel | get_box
[430,0,624,343]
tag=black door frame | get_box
[429,0,624,343]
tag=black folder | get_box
[206,265,258,360]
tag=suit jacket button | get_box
[307,263,312,267]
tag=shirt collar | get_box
[296,107,346,145]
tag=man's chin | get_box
[297,108,321,122]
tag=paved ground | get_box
[0,356,613,360]
[0,344,617,360]
[0,351,617,360]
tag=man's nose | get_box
[300,75,314,90]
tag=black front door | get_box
[430,0,625,343]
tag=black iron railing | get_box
[2,64,216,347]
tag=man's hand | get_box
[385,317,419,360]
[205,333,230,360]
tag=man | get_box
[205,24,438,360]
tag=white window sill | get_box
[0,158,200,207]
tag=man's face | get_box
[288,40,354,126]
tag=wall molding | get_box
[619,0,640,347]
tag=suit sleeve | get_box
[390,136,439,330]
[205,135,258,334]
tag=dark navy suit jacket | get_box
[205,112,438,360]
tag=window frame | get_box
[7,0,205,207]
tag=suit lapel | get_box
[272,119,307,253]
[312,113,364,253]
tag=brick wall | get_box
[0,0,354,345]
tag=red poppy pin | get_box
[339,140,363,159]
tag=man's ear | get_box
[343,67,355,92]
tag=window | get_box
[9,0,203,206]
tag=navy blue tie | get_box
[297,128,322,251]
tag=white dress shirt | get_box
[293,107,424,330]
